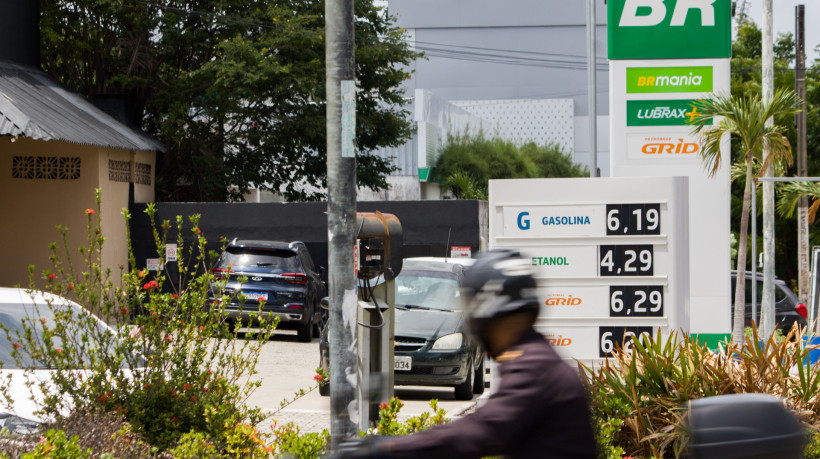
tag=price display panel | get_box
[490,177,689,365]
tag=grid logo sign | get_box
[626,66,712,93]
[608,0,732,60]
[626,99,710,126]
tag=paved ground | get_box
[244,329,482,434]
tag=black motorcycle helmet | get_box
[461,249,540,351]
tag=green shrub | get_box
[582,326,819,458]
[1,190,276,452]
[270,422,330,459]
[21,429,90,459]
[433,132,588,199]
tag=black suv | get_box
[210,239,326,342]
[730,271,808,335]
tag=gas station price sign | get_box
[489,177,690,365]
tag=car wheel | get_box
[297,320,312,342]
[473,358,485,395]
[454,362,474,401]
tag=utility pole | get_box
[796,5,809,305]
[325,0,358,449]
[761,0,776,339]
[587,0,598,177]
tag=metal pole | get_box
[761,0,776,339]
[326,0,358,448]
[586,0,598,177]
[752,182,757,327]
[796,5,810,305]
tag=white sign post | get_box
[607,0,732,346]
[489,177,689,365]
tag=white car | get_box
[0,287,134,434]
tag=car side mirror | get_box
[320,297,329,310]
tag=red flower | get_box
[85,209,95,215]
[138,270,146,278]
[190,395,197,402]
[46,274,56,281]
[98,395,108,403]
[313,374,323,382]
[170,390,178,397]
[151,311,157,316]
[143,280,158,290]
[120,307,128,315]
[12,342,20,350]
[40,317,47,324]
[171,416,179,422]
[193,226,201,235]
[164,336,172,342]
[67,284,74,291]
[183,384,192,391]
[172,294,178,299]
[379,402,389,410]
[55,348,62,353]
[202,387,209,393]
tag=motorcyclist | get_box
[333,249,596,458]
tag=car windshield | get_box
[396,270,460,311]
[220,248,299,270]
[0,300,135,370]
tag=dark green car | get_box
[319,258,485,400]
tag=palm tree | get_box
[778,182,820,224]
[688,88,800,344]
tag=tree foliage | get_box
[726,19,820,286]
[434,133,588,198]
[40,0,421,202]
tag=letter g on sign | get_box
[517,212,530,230]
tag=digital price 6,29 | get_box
[606,203,661,236]
[609,286,663,317]
[599,245,654,276]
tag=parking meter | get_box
[355,212,402,429]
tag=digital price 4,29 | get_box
[606,203,661,235]
[599,245,653,276]
[609,286,663,317]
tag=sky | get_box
[744,0,820,59]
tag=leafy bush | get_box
[433,132,588,199]
[1,190,276,452]
[373,397,446,436]
[583,326,819,458]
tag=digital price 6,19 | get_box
[599,245,654,276]
[606,203,661,236]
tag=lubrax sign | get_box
[626,99,711,126]
[608,0,731,60]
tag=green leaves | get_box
[584,326,820,458]
[41,0,419,202]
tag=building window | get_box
[12,156,81,180]
[108,159,131,183]
[135,162,152,186]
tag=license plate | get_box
[243,291,269,302]
[394,356,412,371]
